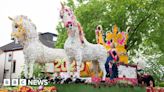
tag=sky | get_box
[0,0,62,47]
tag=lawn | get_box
[1,83,146,92]
[53,84,146,92]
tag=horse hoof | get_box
[74,78,86,84]
[64,77,73,84]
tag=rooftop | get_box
[0,32,57,52]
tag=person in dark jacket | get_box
[105,43,119,77]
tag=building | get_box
[0,32,57,83]
[0,50,4,84]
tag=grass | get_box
[2,84,146,92]
[53,84,146,92]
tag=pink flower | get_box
[91,77,101,83]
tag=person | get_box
[95,25,104,44]
[137,73,155,87]
[144,74,155,87]
[110,62,118,79]
[105,43,119,77]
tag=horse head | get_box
[60,2,76,30]
[60,3,84,44]
[9,15,37,44]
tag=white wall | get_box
[1,50,25,79]
[12,50,25,78]
[0,52,5,84]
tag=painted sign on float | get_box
[48,60,103,77]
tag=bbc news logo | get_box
[3,79,48,86]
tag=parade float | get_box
[0,16,156,92]
[1,3,161,92]
[57,3,138,84]
[51,3,156,89]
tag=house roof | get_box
[0,32,57,52]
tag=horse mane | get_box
[16,15,37,30]
[14,15,38,41]
[61,5,84,44]
[77,22,84,44]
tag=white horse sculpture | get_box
[60,3,107,80]
[9,15,69,78]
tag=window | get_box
[53,37,57,42]
[8,54,12,62]
[13,60,16,73]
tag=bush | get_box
[159,82,164,87]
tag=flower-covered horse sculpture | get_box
[9,15,69,78]
[60,3,107,80]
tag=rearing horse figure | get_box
[60,3,107,80]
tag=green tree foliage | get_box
[134,40,164,85]
[55,0,164,51]
[55,22,67,48]
[55,0,164,63]
[55,0,164,84]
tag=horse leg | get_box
[29,60,35,79]
[66,58,71,78]
[92,61,99,77]
[98,59,106,81]
[24,60,29,78]
[75,55,82,79]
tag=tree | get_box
[55,0,164,83]
[132,39,164,85]
[55,22,67,48]
[56,0,164,50]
